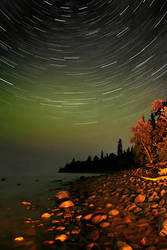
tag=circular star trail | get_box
[0,0,167,162]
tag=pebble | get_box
[108,209,119,216]
[89,229,100,241]
[21,168,167,249]
[135,194,146,203]
[116,241,133,250]
[159,219,167,236]
[59,200,74,208]
[100,221,110,228]
[92,214,107,224]
[41,213,52,219]
[105,203,113,208]
[160,189,166,197]
[55,190,70,200]
[84,213,93,220]
[55,234,68,242]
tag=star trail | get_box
[0,0,167,165]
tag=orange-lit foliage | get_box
[131,116,154,164]
[131,99,167,166]
[152,99,164,111]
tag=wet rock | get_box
[100,221,110,228]
[124,216,132,224]
[92,214,107,224]
[136,188,143,194]
[159,199,165,206]
[14,236,24,242]
[89,229,100,241]
[56,226,66,231]
[133,207,142,214]
[88,195,96,199]
[55,190,70,200]
[152,209,159,216]
[159,219,167,236]
[126,203,136,211]
[83,213,93,220]
[159,207,166,214]
[148,192,158,202]
[42,241,55,246]
[55,234,68,242]
[41,212,52,219]
[151,203,158,208]
[160,189,166,197]
[59,200,74,208]
[108,209,119,216]
[105,203,113,208]
[85,243,99,250]
[135,194,146,203]
[116,240,133,250]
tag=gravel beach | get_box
[8,169,167,249]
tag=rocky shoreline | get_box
[14,169,167,249]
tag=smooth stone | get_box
[41,213,52,219]
[59,200,74,208]
[108,209,119,216]
[159,219,167,236]
[151,203,158,208]
[55,191,70,200]
[159,208,166,214]
[105,203,113,208]
[55,234,68,242]
[159,199,165,206]
[116,240,133,250]
[135,194,146,203]
[89,229,100,241]
[83,213,93,220]
[92,214,107,224]
[127,203,136,211]
[160,189,166,196]
[85,243,99,250]
[100,221,110,228]
[133,207,142,214]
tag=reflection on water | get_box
[0,172,101,249]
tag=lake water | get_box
[0,171,101,248]
[0,172,101,201]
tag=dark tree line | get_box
[59,139,135,173]
[59,99,167,174]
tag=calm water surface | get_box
[0,172,101,248]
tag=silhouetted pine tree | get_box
[100,150,104,159]
[117,138,123,156]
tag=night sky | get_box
[0,0,167,172]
